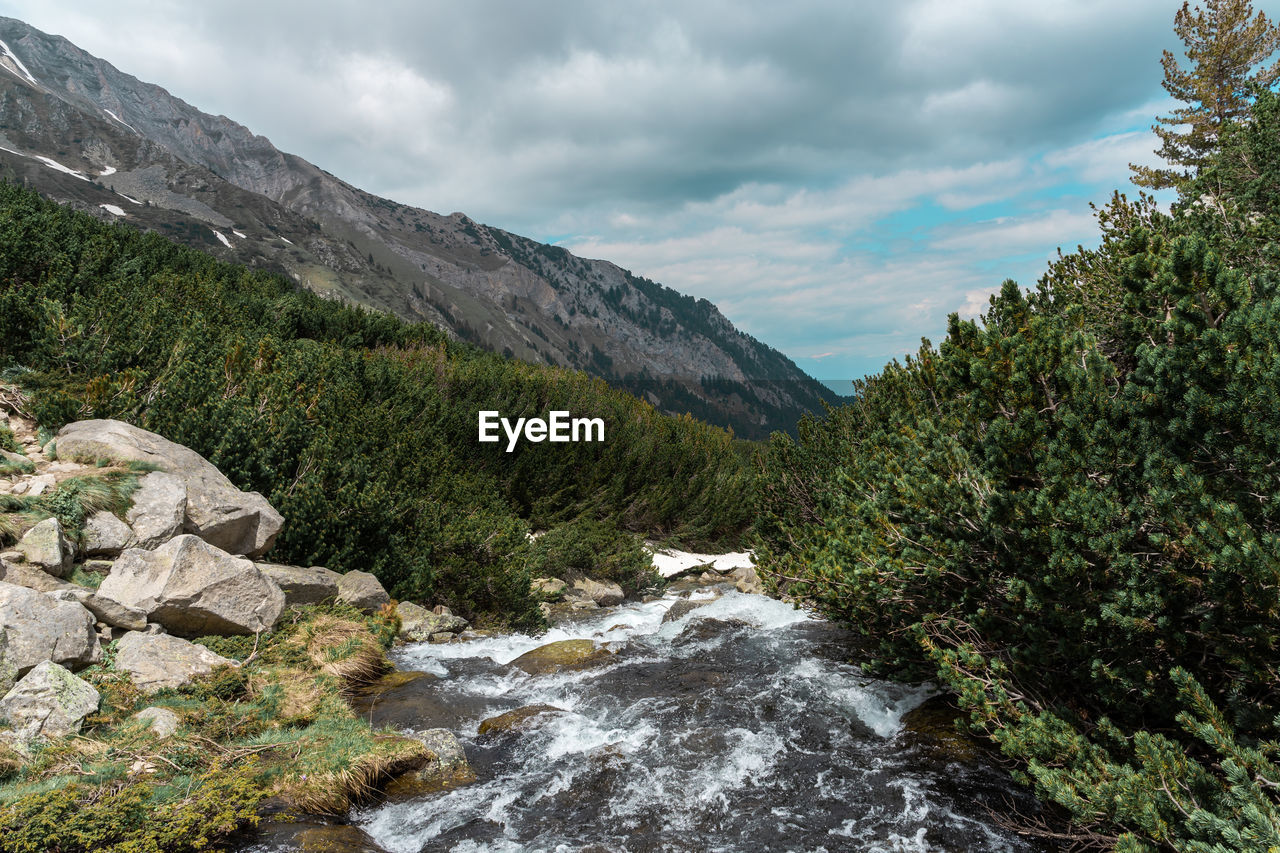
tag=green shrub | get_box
[526,517,658,595]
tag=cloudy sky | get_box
[2,1,1269,384]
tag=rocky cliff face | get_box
[0,17,834,437]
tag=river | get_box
[249,580,1058,852]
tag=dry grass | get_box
[289,615,389,691]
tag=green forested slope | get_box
[0,181,752,630]
[754,7,1280,849]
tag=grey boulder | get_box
[124,472,187,549]
[114,632,236,692]
[336,570,390,613]
[571,577,625,607]
[133,706,181,738]
[257,563,341,607]
[47,588,148,632]
[81,510,137,557]
[0,660,99,740]
[98,535,285,637]
[16,518,73,578]
[397,602,467,641]
[56,420,284,558]
[0,581,100,674]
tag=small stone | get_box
[132,706,180,738]
[428,632,454,644]
[24,474,55,498]
[397,601,467,640]
[731,566,764,595]
[0,551,22,564]
[409,728,470,783]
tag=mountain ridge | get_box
[0,17,836,438]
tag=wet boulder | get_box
[114,632,237,692]
[0,581,99,674]
[509,639,616,675]
[661,596,716,624]
[410,727,472,783]
[56,420,284,557]
[258,563,342,607]
[0,661,99,740]
[97,535,285,637]
[477,704,565,736]
[16,518,73,578]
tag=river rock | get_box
[531,577,567,597]
[114,632,236,692]
[133,706,180,738]
[0,581,100,674]
[81,510,137,557]
[731,566,764,595]
[336,570,389,613]
[56,420,284,557]
[397,602,467,641]
[258,563,341,607]
[47,588,148,632]
[661,597,716,624]
[571,578,625,607]
[411,728,471,783]
[510,639,615,675]
[0,661,99,740]
[98,535,285,637]
[16,518,73,578]
[125,472,187,549]
[477,704,565,736]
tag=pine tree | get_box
[1132,0,1280,189]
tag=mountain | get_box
[0,17,835,438]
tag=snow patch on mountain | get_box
[34,155,89,181]
[0,37,37,85]
[117,192,142,205]
[99,203,125,216]
[212,229,232,248]
[99,166,117,176]
[103,109,138,133]
[232,230,246,239]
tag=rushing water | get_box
[246,582,1053,853]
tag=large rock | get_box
[336,570,390,613]
[509,639,615,675]
[397,602,467,641]
[0,556,73,593]
[258,563,341,607]
[731,566,764,595]
[0,581,100,674]
[571,578,625,607]
[47,588,148,632]
[531,577,567,597]
[16,518,73,578]
[56,420,284,557]
[124,472,187,549]
[98,535,285,637]
[0,661,99,740]
[81,510,137,557]
[0,631,15,698]
[114,632,236,692]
